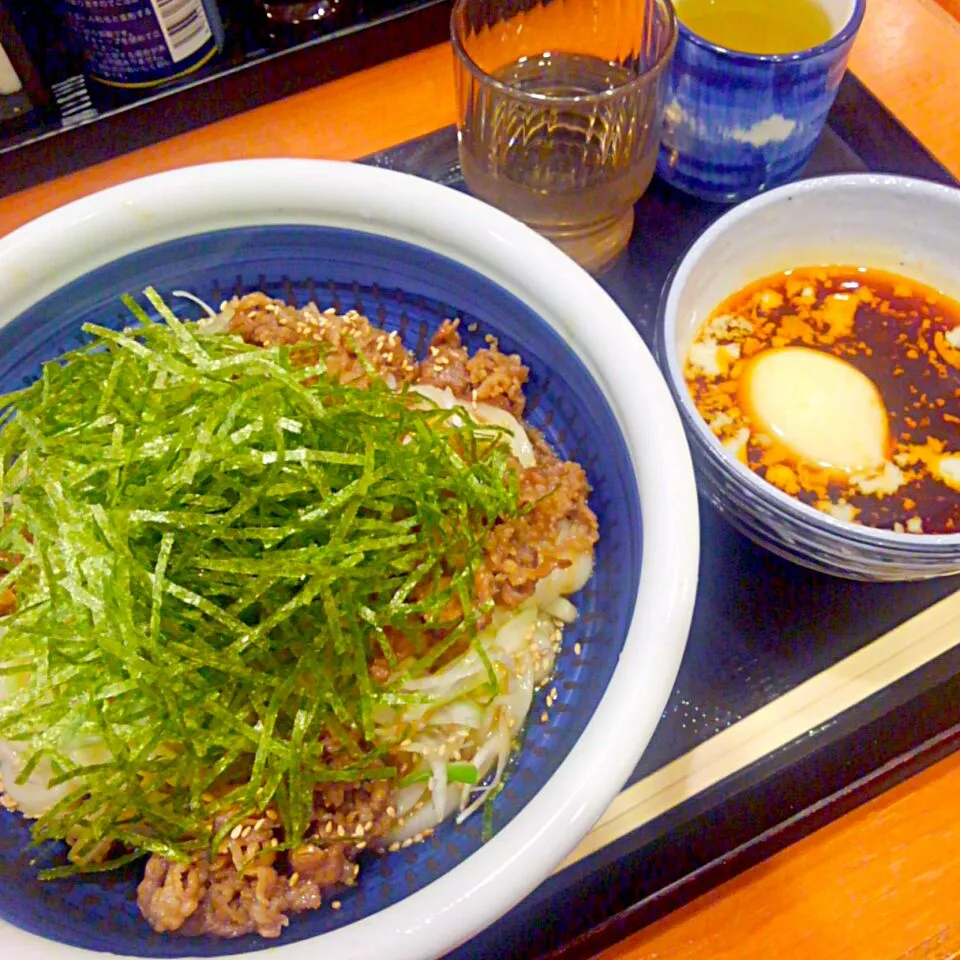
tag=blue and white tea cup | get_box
[656,0,866,203]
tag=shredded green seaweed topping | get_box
[0,290,521,875]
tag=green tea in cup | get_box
[672,0,833,54]
[656,0,865,201]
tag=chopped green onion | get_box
[398,762,479,788]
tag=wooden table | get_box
[3,0,960,956]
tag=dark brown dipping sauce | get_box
[684,266,960,534]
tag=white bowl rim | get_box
[661,171,960,549]
[0,158,700,960]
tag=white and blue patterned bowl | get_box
[659,172,960,581]
[0,160,700,959]
[657,0,866,203]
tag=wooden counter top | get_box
[2,0,960,957]
[601,747,960,960]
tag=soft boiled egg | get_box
[740,346,889,472]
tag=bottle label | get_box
[61,0,223,87]
[152,0,213,63]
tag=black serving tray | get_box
[361,75,960,959]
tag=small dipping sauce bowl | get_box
[658,172,960,582]
[657,0,866,203]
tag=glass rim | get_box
[450,0,679,105]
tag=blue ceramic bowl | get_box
[0,160,699,960]
[657,0,867,203]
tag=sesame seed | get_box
[540,711,549,723]
[356,841,367,851]
[574,642,582,656]
[325,821,334,834]
[254,818,266,830]
[332,900,342,910]
[386,806,396,818]
[401,838,413,848]
[241,825,253,839]
[266,809,278,821]
[388,841,400,853]
[337,825,346,837]
[230,824,243,840]
[467,322,478,333]
[289,872,300,887]
[550,686,558,699]
[270,838,279,847]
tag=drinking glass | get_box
[452,0,677,275]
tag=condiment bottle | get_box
[251,0,364,46]
[58,0,225,89]
[0,2,52,128]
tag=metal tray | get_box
[362,74,960,959]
